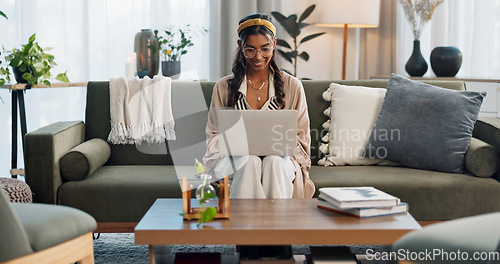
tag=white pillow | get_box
[318,83,395,166]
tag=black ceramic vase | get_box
[405,40,428,77]
[161,61,181,79]
[430,46,462,77]
[134,29,159,78]
[12,66,28,83]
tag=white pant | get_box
[213,155,295,199]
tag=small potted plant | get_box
[0,33,69,87]
[150,25,208,78]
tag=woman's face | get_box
[239,33,276,73]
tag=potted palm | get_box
[150,25,208,79]
[0,33,69,87]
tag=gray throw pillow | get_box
[465,137,500,178]
[363,74,486,174]
[60,138,111,181]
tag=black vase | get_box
[161,61,181,79]
[134,29,159,78]
[12,66,29,83]
[430,46,462,77]
[405,40,428,77]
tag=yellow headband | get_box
[237,18,276,37]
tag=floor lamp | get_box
[314,0,380,80]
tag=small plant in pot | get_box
[0,33,69,87]
[150,25,208,79]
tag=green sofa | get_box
[24,79,500,232]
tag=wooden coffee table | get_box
[135,198,420,263]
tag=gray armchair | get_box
[393,212,500,264]
[0,189,96,264]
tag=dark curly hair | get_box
[227,13,285,108]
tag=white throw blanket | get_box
[108,76,176,145]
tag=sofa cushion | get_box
[0,190,33,262]
[319,83,397,166]
[59,165,184,222]
[465,137,500,178]
[309,165,500,221]
[12,203,96,252]
[60,138,111,181]
[363,74,485,174]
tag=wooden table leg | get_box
[149,245,154,264]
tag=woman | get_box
[203,13,314,199]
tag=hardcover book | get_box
[317,199,408,218]
[318,187,400,209]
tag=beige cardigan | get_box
[203,72,315,198]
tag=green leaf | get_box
[300,32,326,44]
[199,192,217,205]
[299,51,309,61]
[43,80,51,86]
[0,11,7,19]
[28,33,36,44]
[298,5,315,23]
[56,72,69,82]
[197,207,217,226]
[298,22,309,31]
[195,159,205,174]
[10,57,22,67]
[22,72,31,81]
[0,79,5,86]
[282,15,299,38]
[271,11,287,23]
[276,39,291,49]
[278,49,293,64]
[287,14,298,23]
[33,62,44,71]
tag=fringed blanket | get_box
[108,76,176,145]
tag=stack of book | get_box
[317,187,408,218]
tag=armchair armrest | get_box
[473,117,500,151]
[25,121,85,204]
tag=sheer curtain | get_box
[359,0,397,79]
[0,0,210,175]
[395,0,500,78]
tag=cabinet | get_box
[370,76,500,117]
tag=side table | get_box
[0,177,33,203]
[1,82,88,178]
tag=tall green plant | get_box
[272,5,325,76]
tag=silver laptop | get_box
[218,110,297,156]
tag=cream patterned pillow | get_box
[318,83,396,166]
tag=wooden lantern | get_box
[181,175,230,219]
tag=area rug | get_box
[93,233,395,264]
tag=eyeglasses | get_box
[242,45,274,58]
